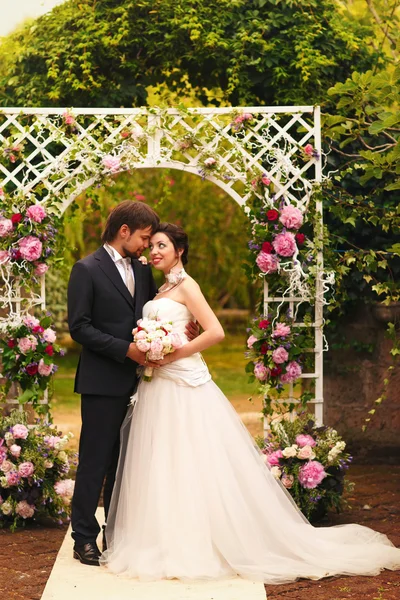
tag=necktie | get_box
[123,258,135,296]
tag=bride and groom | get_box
[67,200,400,583]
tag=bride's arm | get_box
[163,278,224,362]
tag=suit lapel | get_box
[95,247,134,309]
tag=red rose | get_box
[295,233,305,245]
[26,364,38,376]
[267,210,279,221]
[7,339,16,348]
[11,213,23,224]
[259,319,270,330]
[271,366,283,377]
[33,326,44,334]
[260,343,269,354]
[45,344,54,356]
[261,241,273,254]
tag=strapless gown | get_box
[101,298,400,583]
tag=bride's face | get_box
[149,232,178,272]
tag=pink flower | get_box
[18,461,34,477]
[298,461,327,489]
[54,478,75,500]
[34,263,49,276]
[17,335,37,354]
[102,155,121,173]
[23,315,40,329]
[16,500,35,519]
[204,157,216,167]
[1,460,13,473]
[43,328,57,343]
[272,346,289,364]
[134,330,147,340]
[170,333,183,349]
[247,335,258,348]
[296,434,316,448]
[9,444,21,458]
[0,250,10,264]
[63,112,75,125]
[280,361,302,383]
[0,218,13,237]
[44,435,61,449]
[297,445,315,460]
[256,251,279,274]
[281,474,294,489]
[267,449,283,466]
[261,176,271,185]
[18,236,43,261]
[279,205,303,230]
[234,115,244,124]
[38,359,53,377]
[304,144,314,156]
[272,232,297,257]
[254,362,269,381]
[26,204,46,223]
[6,470,21,486]
[11,424,29,440]
[136,339,151,353]
[149,338,164,360]
[272,323,291,338]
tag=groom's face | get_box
[121,225,153,258]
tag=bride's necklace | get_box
[157,268,187,294]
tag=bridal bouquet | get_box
[133,317,183,381]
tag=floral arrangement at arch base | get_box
[0,314,64,414]
[258,412,353,522]
[0,409,75,531]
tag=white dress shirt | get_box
[103,243,135,288]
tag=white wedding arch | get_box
[0,106,323,425]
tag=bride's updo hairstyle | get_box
[156,223,189,266]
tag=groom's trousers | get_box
[71,393,131,545]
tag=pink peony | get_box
[0,250,10,264]
[272,346,289,364]
[18,236,42,261]
[272,232,297,257]
[38,359,53,377]
[102,155,121,173]
[272,323,291,338]
[18,335,37,354]
[16,500,35,519]
[6,470,21,486]
[9,444,21,458]
[26,204,46,223]
[296,434,316,448]
[149,338,164,360]
[0,446,6,464]
[34,263,49,276]
[134,330,147,340]
[254,361,269,381]
[18,461,34,477]
[43,328,57,343]
[247,334,258,348]
[170,333,183,349]
[11,424,29,440]
[298,460,327,489]
[261,176,271,185]
[0,218,13,237]
[256,251,279,274]
[297,445,315,460]
[279,205,303,230]
[54,478,75,499]
[280,361,302,383]
[267,449,283,466]
[304,144,314,156]
[43,435,61,449]
[281,474,294,489]
[1,460,13,473]
[23,315,40,329]
[63,112,75,125]
[136,339,151,353]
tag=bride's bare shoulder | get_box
[181,275,201,294]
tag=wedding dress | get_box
[101,298,400,583]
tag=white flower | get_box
[57,451,68,463]
[4,432,14,447]
[1,501,12,515]
[0,477,9,489]
[282,445,298,458]
[335,441,346,451]
[270,466,282,479]
[55,436,69,451]
[204,157,216,167]
[44,460,54,469]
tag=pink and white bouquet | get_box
[133,316,183,381]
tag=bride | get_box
[101,222,400,583]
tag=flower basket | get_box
[0,409,76,531]
[258,412,353,522]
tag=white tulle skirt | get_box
[101,372,400,583]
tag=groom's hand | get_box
[185,320,199,341]
[126,343,160,368]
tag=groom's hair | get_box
[101,200,159,243]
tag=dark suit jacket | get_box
[67,247,157,396]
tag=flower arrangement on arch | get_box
[0,409,76,531]
[258,412,353,521]
[0,194,62,279]
[198,156,219,180]
[230,111,254,132]
[2,138,25,165]
[0,314,64,413]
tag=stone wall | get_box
[324,304,400,463]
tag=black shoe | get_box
[73,542,101,566]
[102,527,107,553]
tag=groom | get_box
[67,200,164,566]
